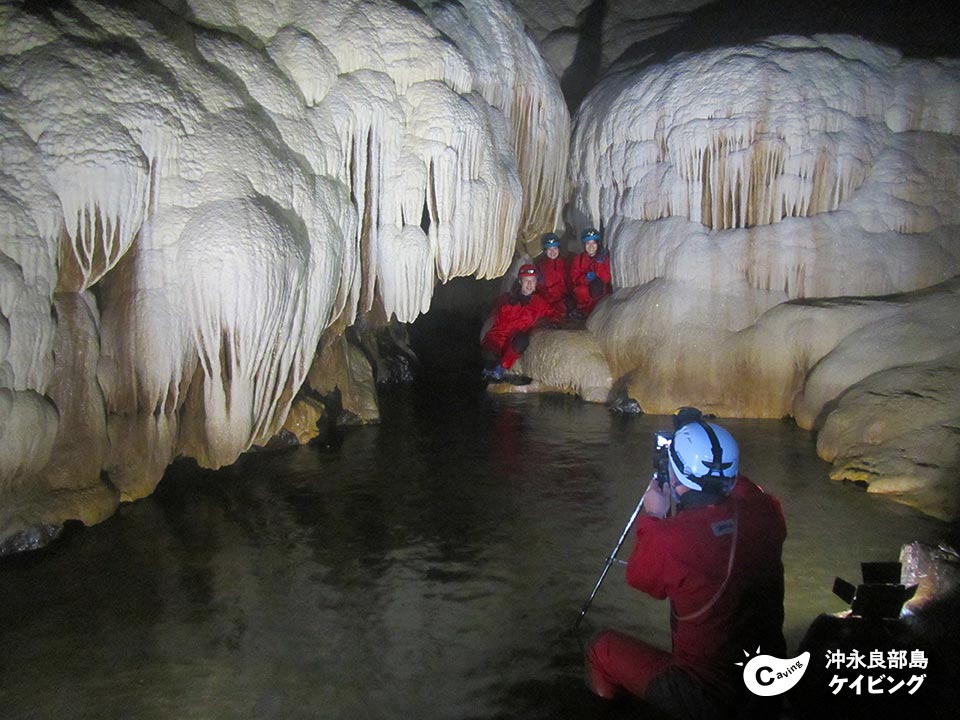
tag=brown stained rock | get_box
[281,395,328,445]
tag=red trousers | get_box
[586,629,672,699]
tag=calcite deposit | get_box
[0,0,569,541]
[555,35,960,518]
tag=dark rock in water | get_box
[338,408,372,426]
[502,373,533,386]
[259,428,301,450]
[378,351,416,385]
[0,524,63,556]
[350,318,419,386]
[609,397,642,415]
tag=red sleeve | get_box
[625,516,669,599]
[529,293,553,323]
[569,253,588,287]
[595,254,612,284]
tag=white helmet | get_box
[668,421,739,494]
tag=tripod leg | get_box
[573,496,645,630]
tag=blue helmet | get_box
[668,421,739,494]
[581,227,601,244]
[542,232,560,248]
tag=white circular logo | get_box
[738,650,810,696]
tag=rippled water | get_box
[0,383,952,720]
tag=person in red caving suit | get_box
[534,231,571,321]
[480,263,553,381]
[569,226,611,316]
[587,409,787,720]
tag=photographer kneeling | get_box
[586,413,786,720]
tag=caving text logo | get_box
[737,649,810,696]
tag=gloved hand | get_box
[641,475,670,518]
[588,276,605,298]
[585,271,596,282]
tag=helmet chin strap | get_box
[670,482,683,505]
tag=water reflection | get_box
[0,390,953,719]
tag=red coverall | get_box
[587,477,786,713]
[569,248,611,315]
[481,290,552,369]
[535,255,570,320]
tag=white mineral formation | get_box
[566,35,960,517]
[516,329,613,403]
[0,0,568,539]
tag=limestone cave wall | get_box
[0,0,569,545]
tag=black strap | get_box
[669,421,733,491]
[697,421,732,478]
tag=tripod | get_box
[573,493,646,631]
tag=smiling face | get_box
[584,239,598,257]
[546,246,560,260]
[520,275,538,295]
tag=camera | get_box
[653,431,672,488]
[651,407,705,487]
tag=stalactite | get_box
[571,36,960,268]
[1,0,569,536]
[572,33,960,313]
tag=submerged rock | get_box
[608,396,642,415]
[0,524,62,556]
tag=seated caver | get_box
[481,264,553,380]
[569,227,611,316]
[535,232,571,320]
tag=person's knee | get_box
[585,629,675,701]
[585,632,607,672]
[510,332,529,353]
[585,632,618,699]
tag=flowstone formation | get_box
[0,0,569,545]
[561,35,960,518]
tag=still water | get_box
[0,382,952,719]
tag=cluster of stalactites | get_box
[187,0,570,323]
[653,121,873,231]
[0,0,568,506]
[415,0,570,248]
[571,35,960,235]
[320,0,568,321]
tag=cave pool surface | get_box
[1,382,952,719]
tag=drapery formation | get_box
[0,0,569,537]
[565,35,960,517]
